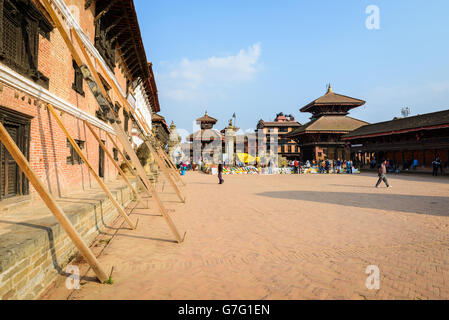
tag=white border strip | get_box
[0,64,115,134]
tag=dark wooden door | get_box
[98,140,105,178]
[1,124,19,198]
[0,106,32,200]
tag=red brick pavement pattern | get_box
[42,172,449,300]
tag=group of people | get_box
[286,159,356,174]
[211,156,446,186]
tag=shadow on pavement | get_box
[256,191,449,217]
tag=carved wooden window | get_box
[123,109,129,133]
[66,139,85,165]
[0,106,32,200]
[113,148,118,161]
[0,0,53,89]
[94,13,116,73]
[72,60,85,96]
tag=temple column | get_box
[225,126,236,166]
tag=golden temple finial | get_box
[327,84,333,94]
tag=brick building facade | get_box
[256,113,302,161]
[0,0,156,203]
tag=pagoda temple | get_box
[187,111,224,164]
[286,85,369,161]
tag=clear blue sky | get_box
[134,0,449,135]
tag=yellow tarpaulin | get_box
[236,153,259,164]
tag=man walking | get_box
[376,160,391,188]
[218,163,224,184]
[432,157,441,176]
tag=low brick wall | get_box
[0,180,136,300]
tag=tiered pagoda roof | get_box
[287,85,368,138]
[188,111,223,141]
[301,85,366,118]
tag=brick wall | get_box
[0,0,133,200]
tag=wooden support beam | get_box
[84,120,145,207]
[112,121,185,243]
[136,130,185,187]
[71,30,114,114]
[105,131,151,199]
[94,58,186,202]
[106,132,134,173]
[135,109,185,184]
[157,147,185,186]
[70,29,185,243]
[0,122,109,283]
[133,110,184,187]
[47,104,136,230]
[41,0,83,67]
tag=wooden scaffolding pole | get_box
[0,122,109,283]
[41,0,184,243]
[93,58,186,202]
[105,131,136,175]
[47,104,136,230]
[134,111,185,185]
[111,121,185,243]
[158,147,186,185]
[69,31,185,243]
[84,120,146,207]
[132,110,185,187]
[134,108,183,180]
[133,128,185,187]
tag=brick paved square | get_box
[43,172,449,300]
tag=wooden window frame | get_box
[123,109,129,133]
[0,0,53,89]
[72,60,85,96]
[94,11,116,73]
[66,139,85,165]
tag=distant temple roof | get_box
[287,116,369,137]
[300,85,366,115]
[342,109,449,140]
[196,111,218,124]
